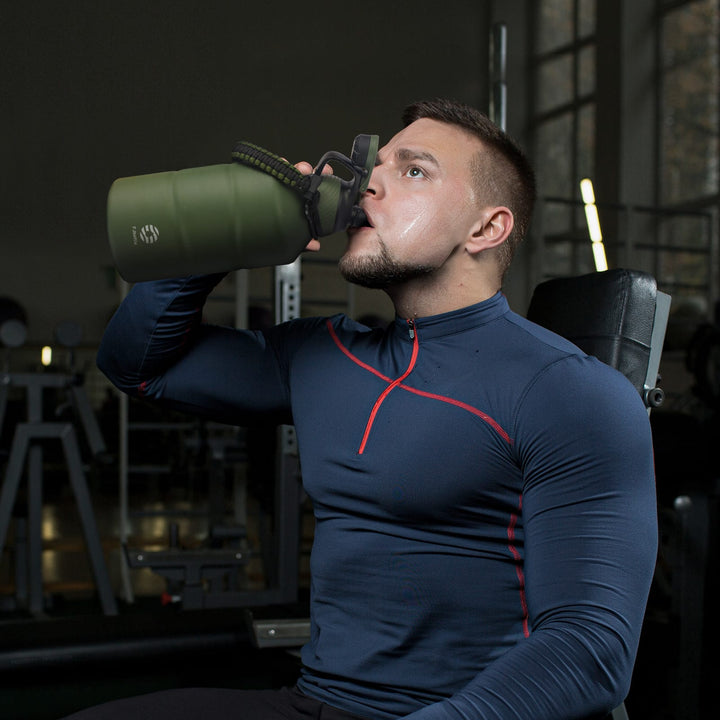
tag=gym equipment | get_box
[0,315,117,616]
[0,371,117,615]
[527,268,670,411]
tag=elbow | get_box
[96,339,112,382]
[596,640,635,711]
[531,616,639,715]
[96,336,142,398]
[595,662,632,714]
[96,335,120,387]
[567,621,637,714]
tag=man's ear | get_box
[466,207,514,256]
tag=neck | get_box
[386,274,501,320]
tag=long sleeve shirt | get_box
[97,275,658,720]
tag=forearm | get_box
[402,619,636,720]
[97,274,293,423]
[402,510,656,720]
[97,274,225,396]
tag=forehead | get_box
[379,118,483,169]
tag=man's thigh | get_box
[60,686,310,720]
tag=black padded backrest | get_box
[526,269,658,396]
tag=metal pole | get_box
[117,278,134,604]
[490,23,508,131]
[274,260,302,603]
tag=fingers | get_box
[291,161,332,251]
[294,160,313,175]
[293,160,333,176]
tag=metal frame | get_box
[0,373,117,616]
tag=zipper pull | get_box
[407,319,415,339]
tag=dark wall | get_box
[1,1,495,344]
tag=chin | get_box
[341,233,378,264]
[346,226,376,246]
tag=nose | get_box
[364,163,383,198]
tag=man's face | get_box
[339,118,483,289]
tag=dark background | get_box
[0,0,530,345]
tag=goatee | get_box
[339,240,435,289]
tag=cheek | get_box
[396,198,468,255]
[396,204,435,243]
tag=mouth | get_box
[349,206,373,229]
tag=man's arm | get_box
[97,275,293,425]
[403,357,658,720]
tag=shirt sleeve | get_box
[96,275,293,425]
[402,354,658,720]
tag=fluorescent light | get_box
[41,346,52,366]
[580,178,596,205]
[592,242,608,272]
[583,204,603,243]
[580,178,607,272]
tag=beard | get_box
[338,238,436,289]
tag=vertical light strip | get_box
[580,178,608,271]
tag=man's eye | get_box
[405,166,425,179]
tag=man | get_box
[71,99,657,719]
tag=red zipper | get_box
[358,319,419,454]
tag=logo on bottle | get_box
[131,224,160,245]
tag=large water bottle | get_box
[107,135,378,282]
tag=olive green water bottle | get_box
[107,135,378,282]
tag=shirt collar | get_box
[392,292,509,341]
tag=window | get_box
[657,0,719,305]
[532,0,597,278]
[531,0,718,309]
[660,0,719,206]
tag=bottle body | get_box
[107,163,313,282]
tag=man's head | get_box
[340,99,535,306]
[401,99,536,278]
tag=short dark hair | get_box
[402,98,536,278]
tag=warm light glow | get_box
[580,178,607,272]
[41,346,52,366]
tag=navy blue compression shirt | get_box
[97,275,658,720]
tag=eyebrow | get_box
[376,148,441,168]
